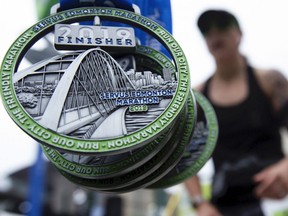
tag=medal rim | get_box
[0,7,190,154]
[149,90,219,188]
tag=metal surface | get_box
[148,90,218,188]
[41,46,184,179]
[56,105,188,190]
[0,7,190,154]
[54,24,136,51]
[99,90,196,193]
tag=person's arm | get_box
[257,69,288,127]
[271,70,288,129]
[184,176,223,216]
[254,69,288,199]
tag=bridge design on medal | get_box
[13,48,175,140]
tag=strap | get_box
[59,0,134,12]
[134,0,172,34]
[134,0,172,57]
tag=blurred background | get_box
[0,0,288,215]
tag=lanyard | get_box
[59,0,134,11]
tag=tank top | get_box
[203,65,284,207]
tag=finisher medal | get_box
[0,1,220,194]
[41,45,183,179]
[0,7,190,155]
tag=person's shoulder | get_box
[255,68,285,80]
[255,68,288,110]
[193,83,205,92]
[255,68,287,93]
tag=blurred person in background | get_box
[185,9,288,216]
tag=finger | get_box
[255,180,287,199]
[254,176,276,197]
[260,187,286,199]
[253,168,272,182]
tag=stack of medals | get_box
[0,6,218,193]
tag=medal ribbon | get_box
[59,0,134,11]
[133,0,173,56]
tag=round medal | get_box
[41,45,185,179]
[0,7,190,154]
